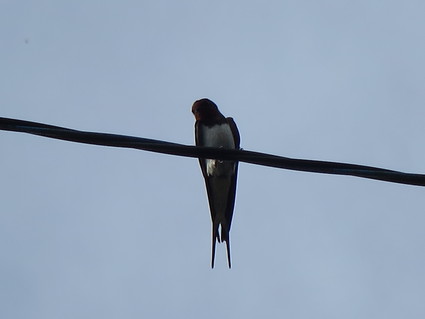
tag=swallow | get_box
[192,98,240,268]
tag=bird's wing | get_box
[194,121,208,179]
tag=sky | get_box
[1,1,425,318]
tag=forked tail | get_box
[211,223,219,268]
[221,226,231,269]
[211,223,232,269]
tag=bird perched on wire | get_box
[192,98,240,268]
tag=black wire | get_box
[1,116,425,187]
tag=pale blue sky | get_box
[1,1,425,318]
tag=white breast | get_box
[201,123,236,176]
[201,124,235,149]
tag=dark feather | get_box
[194,110,240,269]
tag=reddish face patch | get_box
[192,98,222,122]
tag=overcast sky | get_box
[1,1,425,318]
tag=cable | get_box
[1,116,424,187]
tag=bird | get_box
[192,98,240,268]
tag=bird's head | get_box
[191,98,224,123]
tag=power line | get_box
[1,116,425,187]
